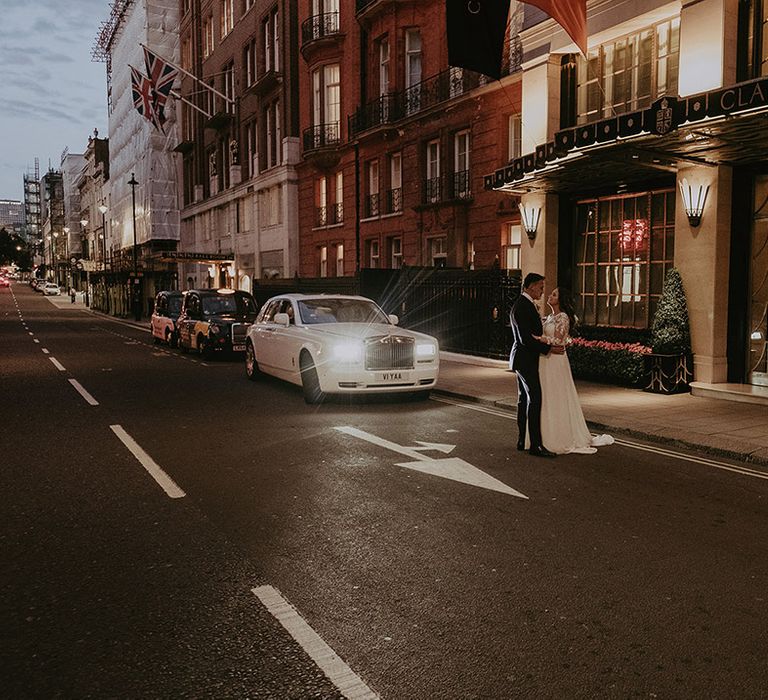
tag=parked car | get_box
[150,290,183,347]
[42,282,61,296]
[244,294,440,403]
[177,288,259,358]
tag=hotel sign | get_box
[159,252,233,261]
[487,75,768,190]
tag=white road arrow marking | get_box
[412,440,455,454]
[334,426,528,500]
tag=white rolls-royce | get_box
[244,294,439,403]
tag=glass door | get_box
[749,177,768,385]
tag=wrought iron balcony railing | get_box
[303,122,341,152]
[315,202,344,227]
[349,68,483,138]
[365,193,380,218]
[301,12,340,45]
[423,176,442,204]
[452,170,471,200]
[385,187,402,214]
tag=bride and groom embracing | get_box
[509,272,613,457]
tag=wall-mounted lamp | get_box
[518,203,541,240]
[679,178,709,227]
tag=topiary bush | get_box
[651,268,691,355]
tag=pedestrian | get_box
[509,272,563,457]
[70,287,76,303]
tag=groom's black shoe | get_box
[517,440,526,451]
[529,446,556,458]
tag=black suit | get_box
[510,294,551,450]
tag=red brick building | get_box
[297,0,525,278]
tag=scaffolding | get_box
[23,158,41,246]
[92,0,136,112]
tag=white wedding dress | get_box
[536,313,614,455]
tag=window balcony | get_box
[303,122,342,159]
[364,193,380,218]
[301,12,342,58]
[248,69,281,97]
[385,187,402,214]
[315,202,344,227]
[451,170,471,200]
[205,110,234,131]
[349,68,483,138]
[423,176,443,205]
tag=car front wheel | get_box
[300,355,324,404]
[245,341,261,381]
[167,329,178,348]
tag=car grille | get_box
[365,335,415,370]
[230,323,249,345]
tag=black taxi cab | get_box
[177,288,259,358]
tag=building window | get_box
[367,239,380,268]
[223,62,235,114]
[334,171,343,223]
[425,139,441,203]
[387,152,402,213]
[335,243,344,276]
[312,64,340,137]
[244,38,257,87]
[508,114,522,161]
[576,18,680,124]
[181,36,192,71]
[503,223,522,270]
[263,8,279,73]
[404,29,422,114]
[245,120,258,177]
[365,159,379,217]
[203,15,215,58]
[265,101,281,168]
[319,245,328,277]
[453,130,470,199]
[220,0,234,38]
[575,189,675,328]
[429,236,447,267]
[390,237,402,269]
[379,37,390,96]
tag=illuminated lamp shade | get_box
[208,265,216,278]
[518,203,542,240]
[679,178,709,227]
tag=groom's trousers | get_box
[516,367,543,449]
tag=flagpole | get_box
[170,90,212,119]
[140,43,234,105]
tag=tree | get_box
[651,268,691,355]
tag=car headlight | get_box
[331,341,364,363]
[416,343,436,359]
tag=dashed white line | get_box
[28,331,33,336]
[68,379,99,406]
[48,357,66,372]
[33,339,39,344]
[252,585,379,700]
[41,348,49,354]
[109,425,186,499]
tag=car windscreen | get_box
[298,298,389,325]
[201,294,256,316]
[167,297,182,315]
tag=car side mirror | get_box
[274,312,290,327]
[388,314,399,325]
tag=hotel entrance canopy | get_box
[486,75,768,195]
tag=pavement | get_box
[40,289,768,468]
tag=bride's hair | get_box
[557,288,578,333]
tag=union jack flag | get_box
[143,46,179,125]
[130,65,163,132]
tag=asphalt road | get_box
[3,283,768,699]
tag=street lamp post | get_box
[128,173,140,321]
[63,226,71,293]
[98,204,108,314]
[52,231,59,284]
[80,219,90,307]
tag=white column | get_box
[675,164,731,383]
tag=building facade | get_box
[175,0,301,293]
[487,0,768,389]
[0,199,25,236]
[95,0,181,318]
[40,169,66,285]
[296,0,526,278]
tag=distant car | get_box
[244,294,440,403]
[150,290,183,347]
[30,278,44,290]
[0,278,9,287]
[176,288,259,358]
[42,283,61,296]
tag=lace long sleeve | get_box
[552,313,570,344]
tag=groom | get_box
[510,272,563,458]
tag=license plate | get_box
[377,371,409,382]
[232,344,245,352]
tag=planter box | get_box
[644,352,693,394]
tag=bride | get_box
[534,288,613,455]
